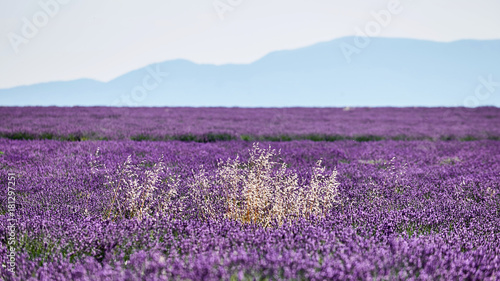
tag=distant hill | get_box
[1,37,500,107]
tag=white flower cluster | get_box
[190,143,340,227]
[90,148,177,221]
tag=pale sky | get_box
[1,0,500,89]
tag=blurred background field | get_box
[1,107,499,142]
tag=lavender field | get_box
[1,108,500,280]
[1,107,499,141]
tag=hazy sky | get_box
[1,0,500,89]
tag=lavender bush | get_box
[1,139,499,280]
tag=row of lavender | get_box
[1,107,499,141]
[1,139,499,280]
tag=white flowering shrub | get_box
[190,143,340,227]
[90,148,177,221]
[90,144,341,226]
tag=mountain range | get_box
[1,37,499,107]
